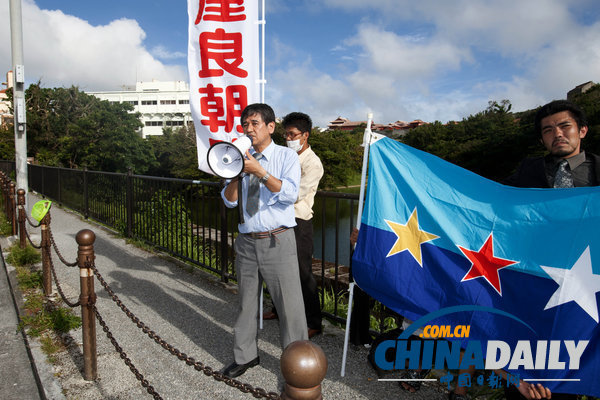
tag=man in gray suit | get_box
[220,103,308,378]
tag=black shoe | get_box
[221,357,260,378]
[262,311,278,320]
[308,328,322,339]
[448,392,470,400]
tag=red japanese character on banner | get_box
[198,84,247,133]
[198,28,248,78]
[195,0,246,24]
[226,85,247,133]
[198,84,227,132]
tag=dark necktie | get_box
[554,159,574,188]
[246,152,263,216]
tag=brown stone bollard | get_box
[40,212,52,296]
[1,173,8,218]
[77,229,97,381]
[16,188,26,247]
[10,183,17,237]
[281,340,328,400]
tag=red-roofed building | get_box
[327,117,372,131]
[328,116,428,137]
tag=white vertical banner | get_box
[187,0,260,174]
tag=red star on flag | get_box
[458,233,517,295]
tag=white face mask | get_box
[286,138,304,152]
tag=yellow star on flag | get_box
[385,208,439,266]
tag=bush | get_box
[16,266,43,290]
[50,307,81,333]
[0,212,13,235]
[6,244,41,267]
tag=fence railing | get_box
[1,162,373,326]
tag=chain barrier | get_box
[25,212,42,228]
[91,263,281,400]
[93,305,163,400]
[48,255,80,308]
[24,227,43,249]
[48,225,78,267]
[18,199,283,399]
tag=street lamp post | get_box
[9,0,28,202]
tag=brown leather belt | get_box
[243,227,289,239]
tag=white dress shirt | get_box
[295,146,324,220]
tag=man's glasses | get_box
[283,131,304,139]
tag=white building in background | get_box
[87,80,192,138]
[1,71,14,127]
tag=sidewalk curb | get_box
[1,235,65,400]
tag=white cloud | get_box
[346,24,470,81]
[269,61,356,128]
[421,1,576,56]
[151,45,186,60]
[0,0,186,91]
[271,0,599,124]
[265,0,291,14]
[2,0,598,128]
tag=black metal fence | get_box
[1,161,371,326]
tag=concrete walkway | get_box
[0,239,44,399]
[1,192,450,400]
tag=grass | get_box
[19,296,81,338]
[318,286,403,333]
[320,287,349,326]
[369,302,400,332]
[6,244,41,267]
[3,242,81,354]
[16,265,43,290]
[40,334,62,363]
[0,213,13,235]
[20,291,53,336]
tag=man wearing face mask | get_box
[263,112,324,338]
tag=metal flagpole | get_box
[9,0,28,204]
[258,0,266,330]
[341,113,373,376]
[260,0,266,103]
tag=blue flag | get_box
[352,137,600,397]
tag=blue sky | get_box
[2,0,600,128]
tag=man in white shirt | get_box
[220,104,307,378]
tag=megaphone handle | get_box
[238,178,245,224]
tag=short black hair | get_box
[534,100,588,136]
[241,103,276,125]
[282,112,312,134]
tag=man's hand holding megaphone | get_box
[242,150,263,176]
[243,150,281,193]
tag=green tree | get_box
[572,84,600,156]
[272,123,363,189]
[310,127,363,189]
[402,100,533,181]
[0,124,15,160]
[25,84,156,173]
[402,92,600,182]
[147,124,214,180]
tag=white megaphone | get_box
[207,136,253,179]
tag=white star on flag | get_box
[541,246,600,323]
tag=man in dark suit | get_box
[500,99,590,400]
[451,100,590,400]
[504,99,599,188]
